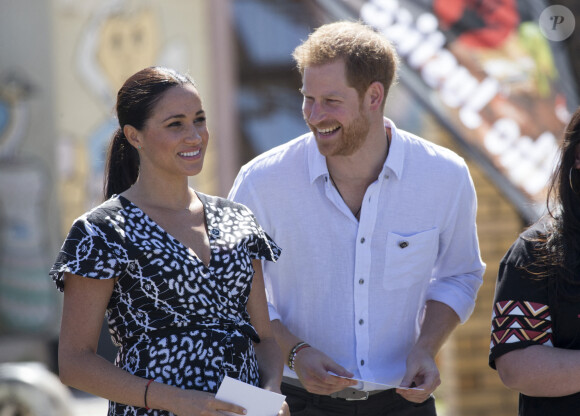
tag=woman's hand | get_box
[260,382,289,416]
[278,400,290,416]
[164,388,247,416]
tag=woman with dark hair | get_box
[489,107,580,415]
[52,66,287,416]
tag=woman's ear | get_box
[123,125,142,150]
[573,143,580,169]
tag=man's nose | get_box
[305,101,325,124]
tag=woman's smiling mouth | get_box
[178,150,200,157]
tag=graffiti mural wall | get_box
[0,2,60,334]
[0,0,217,337]
[55,0,205,221]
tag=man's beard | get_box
[308,110,370,157]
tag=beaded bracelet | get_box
[144,378,154,410]
[288,341,311,371]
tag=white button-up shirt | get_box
[228,118,485,386]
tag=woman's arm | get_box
[58,272,246,416]
[247,260,289,416]
[247,260,284,392]
[496,345,580,397]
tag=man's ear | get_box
[123,124,142,150]
[366,81,385,112]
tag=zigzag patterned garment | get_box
[488,223,580,414]
[491,300,553,347]
[50,192,280,416]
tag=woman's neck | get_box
[123,176,196,212]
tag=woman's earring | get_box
[570,167,578,194]
[138,145,142,150]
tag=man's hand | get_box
[293,346,358,395]
[396,345,440,403]
[396,300,458,403]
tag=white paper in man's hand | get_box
[329,373,425,391]
[215,376,286,416]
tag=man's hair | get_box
[292,20,399,107]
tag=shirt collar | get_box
[308,135,328,184]
[382,117,403,180]
[307,117,404,184]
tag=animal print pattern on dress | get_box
[50,192,280,416]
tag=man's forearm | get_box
[415,300,461,357]
[271,319,304,367]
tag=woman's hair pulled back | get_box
[103,66,195,199]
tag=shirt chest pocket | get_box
[382,228,439,290]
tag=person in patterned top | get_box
[489,106,580,415]
[53,66,288,416]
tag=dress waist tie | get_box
[122,318,260,350]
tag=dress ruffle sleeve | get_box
[49,211,130,292]
[246,211,281,263]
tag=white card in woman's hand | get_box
[216,376,286,416]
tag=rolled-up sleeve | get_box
[426,166,485,323]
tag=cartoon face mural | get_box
[72,0,184,208]
[97,9,160,93]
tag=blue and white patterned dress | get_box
[50,192,281,416]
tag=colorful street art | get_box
[0,73,56,332]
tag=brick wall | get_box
[431,128,526,415]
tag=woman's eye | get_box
[194,117,206,125]
[168,121,182,127]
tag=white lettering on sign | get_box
[485,119,559,195]
[360,0,561,197]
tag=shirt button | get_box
[359,279,364,285]
[359,319,364,325]
[361,360,365,366]
[360,238,366,244]
[399,241,409,248]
